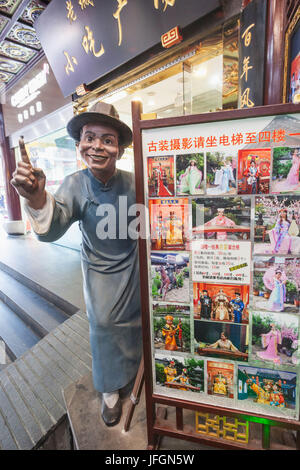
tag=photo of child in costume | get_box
[238,365,297,412]
[152,304,190,353]
[155,354,204,394]
[206,152,236,195]
[151,252,190,303]
[254,196,300,255]
[253,257,300,314]
[176,153,205,195]
[251,311,299,366]
[272,147,300,194]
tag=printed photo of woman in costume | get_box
[254,196,300,255]
[253,257,300,314]
[192,196,251,241]
[206,152,236,196]
[176,153,205,195]
[194,321,248,361]
[265,269,287,312]
[147,156,175,197]
[251,311,299,367]
[272,147,300,194]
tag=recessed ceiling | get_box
[0,0,50,90]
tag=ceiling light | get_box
[193,66,207,77]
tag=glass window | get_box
[0,155,8,221]
[15,127,79,195]
[91,19,239,173]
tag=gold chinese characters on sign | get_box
[240,22,255,108]
[82,26,105,58]
[113,0,128,47]
[154,0,176,12]
[63,0,178,77]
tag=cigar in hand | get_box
[19,135,31,165]
[18,135,39,191]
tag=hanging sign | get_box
[34,0,221,97]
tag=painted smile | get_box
[88,154,109,162]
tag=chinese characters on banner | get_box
[35,0,221,97]
[144,111,300,421]
[238,0,267,108]
[192,240,251,284]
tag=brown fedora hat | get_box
[67,101,133,147]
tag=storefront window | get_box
[0,155,7,221]
[86,19,239,173]
[14,127,79,195]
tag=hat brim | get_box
[67,112,133,148]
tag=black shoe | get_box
[101,397,122,427]
[119,376,136,399]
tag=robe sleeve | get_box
[24,191,55,234]
[25,172,82,243]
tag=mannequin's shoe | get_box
[101,397,122,427]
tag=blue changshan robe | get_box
[34,168,142,393]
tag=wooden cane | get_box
[123,357,144,432]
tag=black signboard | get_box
[35,0,221,98]
[238,0,267,108]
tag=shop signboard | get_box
[2,59,71,136]
[238,0,267,108]
[34,0,221,97]
[132,102,300,448]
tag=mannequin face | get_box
[78,123,124,182]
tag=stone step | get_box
[0,300,40,360]
[0,260,79,316]
[0,311,91,449]
[0,269,69,338]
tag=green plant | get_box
[155,363,166,384]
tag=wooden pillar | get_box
[263,0,287,105]
[0,104,24,234]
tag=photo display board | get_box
[141,110,300,422]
